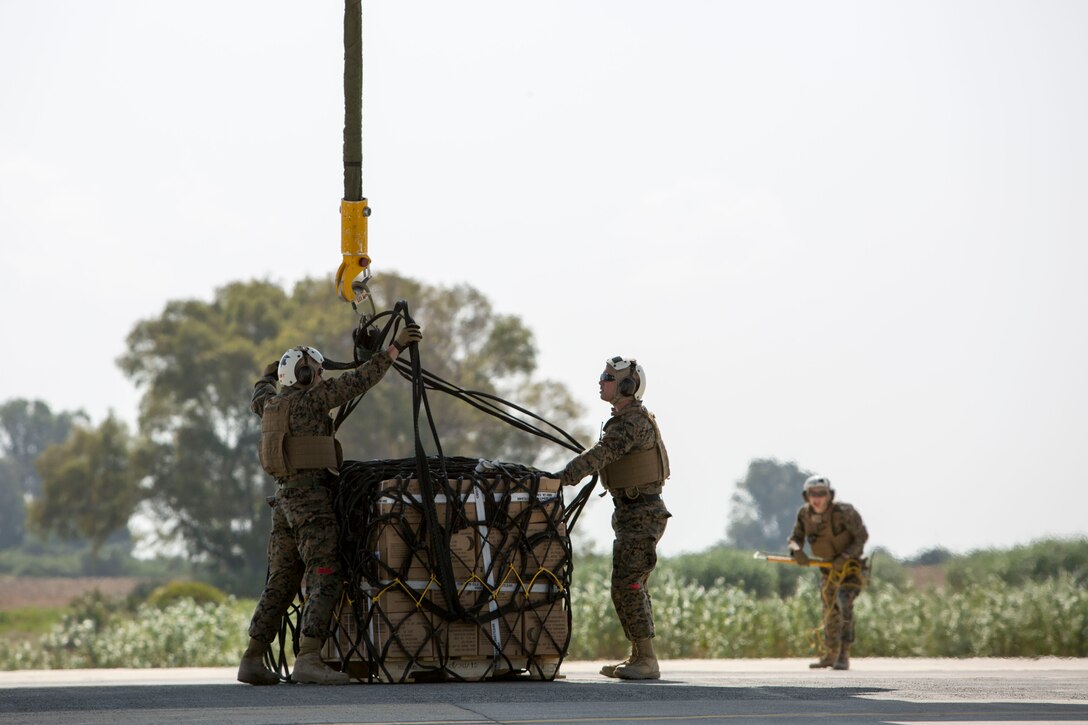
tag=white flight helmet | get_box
[279,346,324,387]
[605,356,646,400]
[802,475,834,502]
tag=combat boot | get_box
[237,637,279,686]
[809,644,840,669]
[614,637,660,680]
[292,635,349,685]
[600,640,639,678]
[832,642,850,670]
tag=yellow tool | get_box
[753,551,833,569]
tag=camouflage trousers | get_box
[818,570,862,646]
[610,497,671,641]
[248,483,342,643]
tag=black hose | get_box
[323,298,596,581]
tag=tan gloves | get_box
[262,361,279,379]
[791,548,810,566]
[392,323,423,352]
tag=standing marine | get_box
[787,474,868,670]
[237,323,422,686]
[558,356,671,680]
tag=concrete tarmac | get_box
[1,658,1086,725]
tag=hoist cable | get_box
[343,0,363,201]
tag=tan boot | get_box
[292,635,349,685]
[237,637,279,686]
[809,644,840,669]
[614,638,660,680]
[832,642,850,670]
[600,640,639,678]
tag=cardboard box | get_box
[525,498,564,535]
[431,587,486,658]
[376,477,486,582]
[478,584,525,660]
[376,526,429,582]
[372,589,435,660]
[323,471,570,679]
[523,598,569,656]
[446,528,477,580]
[524,522,568,578]
[376,523,478,584]
[321,597,370,663]
[437,618,479,658]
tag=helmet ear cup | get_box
[618,376,637,397]
[296,364,313,386]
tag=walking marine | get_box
[558,356,671,680]
[787,474,868,670]
[237,323,423,686]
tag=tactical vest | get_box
[600,411,670,491]
[258,396,342,478]
[803,504,853,560]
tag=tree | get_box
[0,399,87,549]
[118,274,587,586]
[725,458,813,551]
[28,414,142,565]
[118,279,288,582]
[908,546,954,566]
[0,459,26,549]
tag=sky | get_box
[2,1,1086,560]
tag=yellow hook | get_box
[336,198,372,302]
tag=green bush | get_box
[629,546,905,598]
[145,580,227,609]
[867,548,909,590]
[857,573,1088,657]
[0,598,249,670]
[66,590,123,631]
[125,579,168,610]
[5,536,1083,665]
[661,546,806,598]
[945,538,1088,591]
[0,607,66,637]
[569,570,1088,659]
[3,557,1085,670]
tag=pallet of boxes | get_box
[313,460,571,682]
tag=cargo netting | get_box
[268,301,593,682]
[272,457,571,682]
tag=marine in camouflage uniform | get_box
[247,353,392,645]
[787,475,868,670]
[559,357,670,680]
[238,325,421,686]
